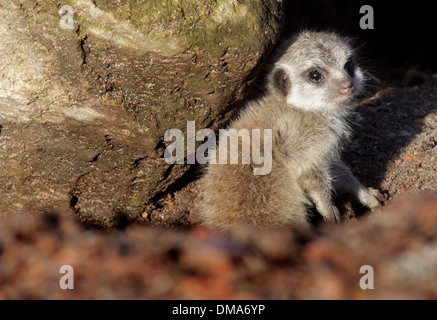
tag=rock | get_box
[0,0,283,227]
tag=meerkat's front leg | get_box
[299,168,340,223]
[331,161,384,208]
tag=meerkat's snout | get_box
[339,81,354,95]
[341,58,359,95]
[331,78,356,103]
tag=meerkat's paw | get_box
[320,205,341,223]
[358,187,384,209]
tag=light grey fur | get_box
[198,31,383,231]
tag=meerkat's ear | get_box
[270,66,291,97]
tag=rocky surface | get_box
[0,0,283,227]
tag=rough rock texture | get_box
[0,0,283,227]
[0,191,436,299]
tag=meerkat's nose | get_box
[340,82,354,94]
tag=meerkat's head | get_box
[268,31,365,112]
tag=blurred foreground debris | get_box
[0,191,435,299]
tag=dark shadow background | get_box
[283,1,437,73]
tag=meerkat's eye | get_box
[308,70,323,83]
[344,60,355,77]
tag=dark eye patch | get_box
[344,59,355,77]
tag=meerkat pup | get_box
[199,31,383,231]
